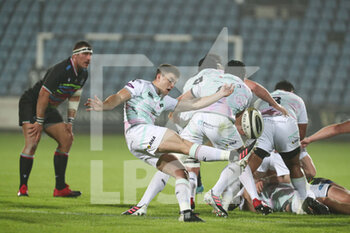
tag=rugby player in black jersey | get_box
[17,41,92,197]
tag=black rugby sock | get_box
[54,149,68,190]
[19,154,34,188]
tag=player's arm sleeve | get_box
[163,96,179,111]
[297,99,308,124]
[190,85,200,98]
[228,86,253,113]
[124,79,144,97]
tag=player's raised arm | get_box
[174,83,234,112]
[85,88,131,111]
[301,120,350,147]
[244,78,289,116]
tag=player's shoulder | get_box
[126,79,152,90]
[51,57,71,71]
[273,89,303,99]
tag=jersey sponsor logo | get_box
[147,136,156,149]
[148,92,153,98]
[319,184,325,190]
[66,65,72,70]
[226,141,238,147]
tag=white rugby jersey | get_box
[254,90,308,123]
[124,79,178,131]
[190,69,252,120]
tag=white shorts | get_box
[257,116,300,154]
[125,124,168,168]
[257,152,290,177]
[310,183,330,198]
[179,112,243,167]
[181,112,243,150]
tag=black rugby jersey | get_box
[22,57,88,107]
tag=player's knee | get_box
[24,142,38,153]
[175,169,189,180]
[60,135,73,148]
[254,148,270,159]
[179,139,192,155]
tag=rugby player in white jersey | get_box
[120,56,286,218]
[85,64,259,222]
[243,151,350,215]
[241,152,330,214]
[239,80,328,215]
[120,55,250,218]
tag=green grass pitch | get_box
[0,132,349,232]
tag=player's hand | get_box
[28,122,43,142]
[85,95,103,111]
[275,104,289,116]
[256,180,264,194]
[219,83,234,97]
[301,137,311,148]
[66,123,74,140]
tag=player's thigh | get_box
[126,124,168,156]
[256,118,275,153]
[158,129,193,154]
[202,113,243,150]
[274,117,300,153]
[328,185,350,204]
[180,113,206,145]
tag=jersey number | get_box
[272,96,281,105]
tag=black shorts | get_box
[18,95,63,126]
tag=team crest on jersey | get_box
[148,92,153,98]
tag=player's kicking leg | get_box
[157,129,256,164]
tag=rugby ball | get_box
[241,107,264,139]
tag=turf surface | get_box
[0,132,349,232]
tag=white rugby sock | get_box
[175,178,191,212]
[137,171,170,207]
[189,144,230,161]
[291,176,308,200]
[212,163,240,196]
[239,165,259,200]
[188,172,197,201]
